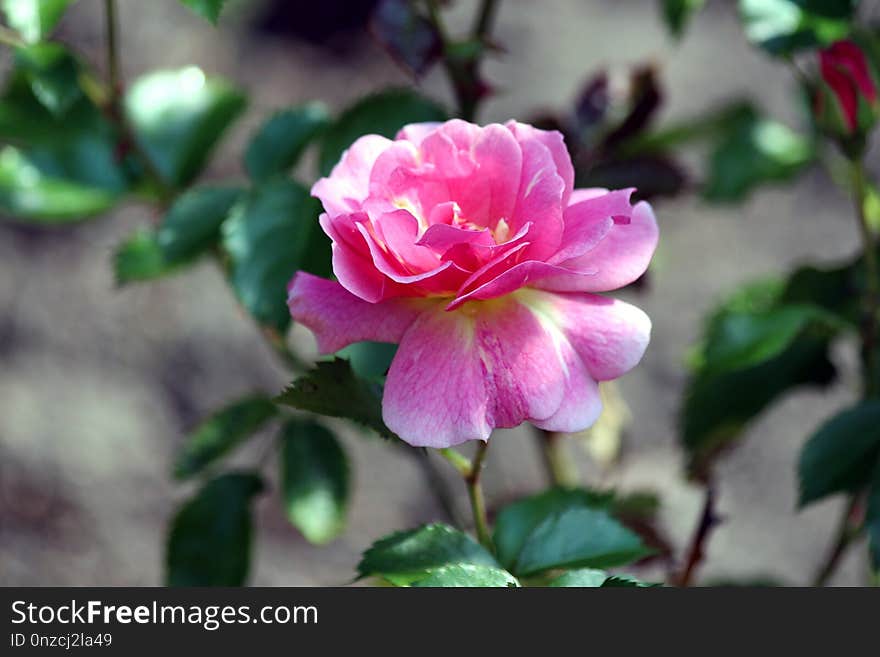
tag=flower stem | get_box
[672,484,721,587]
[811,494,865,587]
[466,440,493,549]
[851,158,879,399]
[104,0,120,97]
[535,428,579,487]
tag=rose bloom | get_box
[288,119,658,448]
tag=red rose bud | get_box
[817,40,878,135]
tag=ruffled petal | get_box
[507,121,575,205]
[553,200,658,292]
[287,273,425,353]
[384,297,573,447]
[551,188,635,264]
[312,135,392,216]
[533,290,652,381]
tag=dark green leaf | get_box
[114,186,242,283]
[2,0,74,43]
[166,472,263,586]
[244,103,330,182]
[180,0,227,23]
[0,73,132,197]
[702,105,814,202]
[336,341,398,380]
[739,0,857,55]
[173,395,277,480]
[546,568,608,587]
[357,523,499,586]
[221,178,326,332]
[158,186,242,263]
[126,67,246,188]
[275,359,396,439]
[867,461,880,571]
[700,305,840,375]
[602,574,662,587]
[493,487,647,577]
[0,145,118,222]
[371,0,442,76]
[279,420,349,544]
[798,401,880,506]
[319,88,446,175]
[411,564,519,587]
[661,0,707,38]
[15,42,81,117]
[681,277,844,478]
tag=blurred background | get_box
[0,0,873,585]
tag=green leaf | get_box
[700,305,840,375]
[703,104,814,202]
[681,278,843,478]
[739,0,857,56]
[357,523,499,586]
[275,359,396,439]
[493,488,647,577]
[244,103,330,182]
[166,472,263,586]
[547,569,660,587]
[279,420,349,545]
[114,186,242,284]
[15,42,81,117]
[335,341,398,380]
[546,568,608,587]
[126,67,246,188]
[221,178,327,331]
[114,229,167,283]
[2,0,74,43]
[867,462,880,571]
[798,401,880,507]
[173,395,277,480]
[0,145,118,222]
[411,564,519,587]
[179,0,227,23]
[158,186,242,263]
[661,0,707,38]
[319,88,446,175]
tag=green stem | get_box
[466,440,492,549]
[473,0,501,39]
[811,495,864,587]
[852,159,879,398]
[438,447,473,478]
[104,0,120,97]
[535,428,578,487]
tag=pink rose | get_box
[288,119,657,447]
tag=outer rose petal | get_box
[384,298,572,447]
[287,273,425,353]
[531,290,652,381]
[507,121,575,206]
[551,200,658,292]
[312,135,391,216]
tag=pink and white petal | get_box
[384,298,571,446]
[530,348,602,433]
[448,259,596,310]
[373,210,440,271]
[287,273,426,353]
[320,212,393,302]
[567,187,609,206]
[396,122,443,145]
[556,200,659,292]
[550,188,635,264]
[507,121,575,205]
[384,310,492,447]
[511,139,565,259]
[543,291,652,381]
[311,135,391,216]
[417,222,495,252]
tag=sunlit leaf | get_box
[738,0,857,55]
[2,0,74,43]
[179,0,228,23]
[279,420,350,544]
